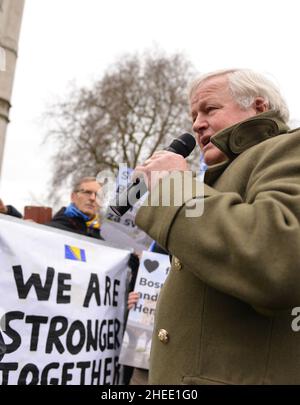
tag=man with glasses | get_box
[47,176,103,239]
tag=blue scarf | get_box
[64,203,90,222]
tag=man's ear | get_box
[254,97,269,113]
[71,192,76,203]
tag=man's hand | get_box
[134,151,189,191]
[0,199,8,214]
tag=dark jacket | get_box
[47,207,103,240]
[136,111,300,384]
[6,205,22,219]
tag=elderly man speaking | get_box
[134,69,300,385]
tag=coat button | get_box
[173,257,182,271]
[158,329,169,344]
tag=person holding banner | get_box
[126,291,149,385]
[125,242,169,385]
[47,177,104,239]
[47,174,140,289]
[48,176,141,367]
[133,69,300,384]
[123,276,151,386]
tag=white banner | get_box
[119,251,170,369]
[0,215,130,385]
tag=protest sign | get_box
[119,251,170,369]
[0,215,130,385]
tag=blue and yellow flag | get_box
[64,245,86,262]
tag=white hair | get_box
[189,68,289,122]
[72,176,98,192]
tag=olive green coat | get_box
[136,111,300,384]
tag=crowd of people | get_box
[2,67,300,385]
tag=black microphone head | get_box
[166,132,196,157]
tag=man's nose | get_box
[192,114,208,134]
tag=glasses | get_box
[76,189,98,198]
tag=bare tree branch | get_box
[43,49,197,204]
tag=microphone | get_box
[109,133,196,217]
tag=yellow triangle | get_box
[70,246,82,260]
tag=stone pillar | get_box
[0,0,25,175]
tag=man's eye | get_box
[206,106,217,113]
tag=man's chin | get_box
[82,210,94,218]
[203,151,217,166]
[203,150,226,166]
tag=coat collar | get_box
[205,111,290,185]
[210,110,289,160]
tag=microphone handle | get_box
[110,177,148,217]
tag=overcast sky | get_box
[1,0,300,212]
